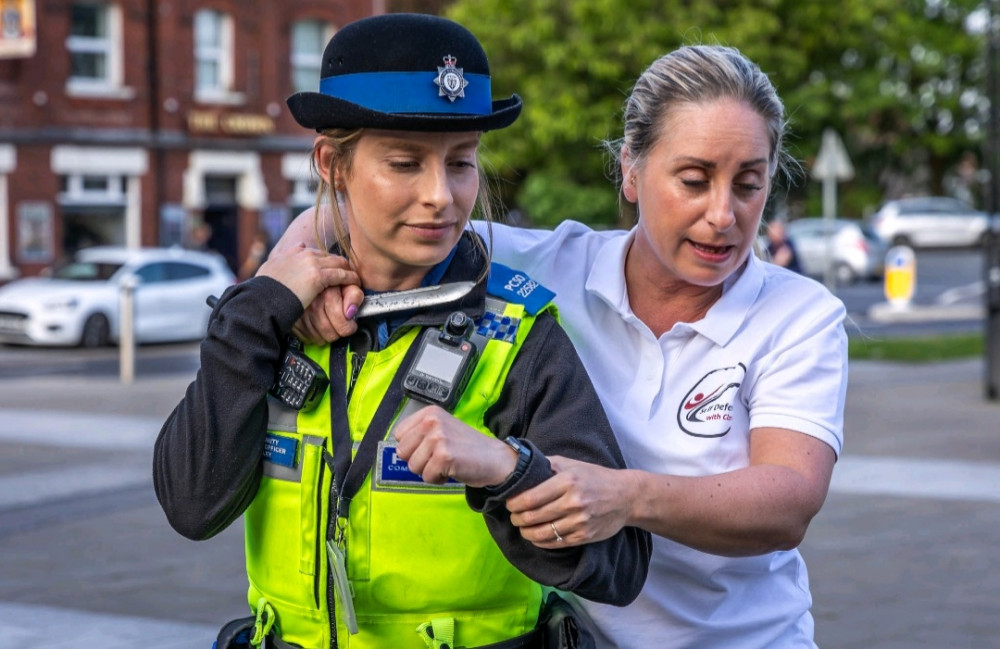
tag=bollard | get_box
[119,275,138,384]
[884,245,916,308]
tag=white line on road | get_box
[0,409,162,449]
[831,455,1000,503]
[0,463,151,509]
[0,601,218,649]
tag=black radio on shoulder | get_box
[270,337,330,411]
[402,311,480,411]
[205,295,329,412]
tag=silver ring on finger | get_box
[550,522,565,543]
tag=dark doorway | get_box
[203,176,239,273]
[61,205,125,256]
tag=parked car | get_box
[784,217,887,285]
[0,246,235,347]
[867,196,990,248]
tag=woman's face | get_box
[329,129,480,290]
[623,98,771,290]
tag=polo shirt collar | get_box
[584,227,764,346]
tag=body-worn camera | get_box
[270,337,329,411]
[402,312,479,411]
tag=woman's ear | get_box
[621,149,638,204]
[314,137,341,187]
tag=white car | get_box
[867,196,990,248]
[0,246,235,347]
[785,217,887,285]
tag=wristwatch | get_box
[486,436,532,494]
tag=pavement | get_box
[2,330,1000,648]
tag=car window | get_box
[898,197,975,215]
[166,261,211,281]
[134,262,168,284]
[787,222,819,236]
[52,261,123,281]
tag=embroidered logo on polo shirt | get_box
[677,363,746,438]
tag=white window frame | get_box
[52,146,148,248]
[183,151,265,210]
[282,152,319,207]
[290,20,333,94]
[194,9,243,104]
[58,174,126,205]
[0,145,17,279]
[65,2,133,98]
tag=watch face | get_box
[505,437,530,466]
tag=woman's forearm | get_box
[624,430,836,557]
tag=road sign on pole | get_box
[812,128,855,290]
[812,128,855,218]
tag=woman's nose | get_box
[706,189,736,231]
[421,161,453,209]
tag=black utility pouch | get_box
[214,616,255,649]
[539,591,597,649]
[213,616,303,649]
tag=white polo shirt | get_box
[479,219,847,649]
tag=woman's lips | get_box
[689,239,734,261]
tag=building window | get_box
[291,20,329,93]
[66,2,126,96]
[57,174,127,251]
[59,173,125,204]
[194,9,236,102]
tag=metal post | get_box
[986,0,1000,400]
[119,276,137,384]
[986,224,1000,400]
[822,180,836,291]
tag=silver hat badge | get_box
[434,54,468,102]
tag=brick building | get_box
[0,0,385,281]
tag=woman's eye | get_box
[388,160,419,169]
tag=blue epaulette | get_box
[485,262,556,316]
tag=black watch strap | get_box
[485,436,532,494]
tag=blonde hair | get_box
[310,128,496,277]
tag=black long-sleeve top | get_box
[153,235,651,605]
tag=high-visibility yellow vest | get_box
[244,289,556,648]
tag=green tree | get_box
[445,0,988,225]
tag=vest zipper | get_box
[313,455,326,611]
[327,470,341,648]
[346,349,365,401]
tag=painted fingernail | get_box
[345,304,358,320]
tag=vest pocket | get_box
[246,434,329,613]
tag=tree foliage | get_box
[444,0,989,225]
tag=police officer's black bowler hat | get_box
[286,13,522,133]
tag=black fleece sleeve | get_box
[152,276,303,540]
[467,312,652,606]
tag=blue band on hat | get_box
[320,71,492,115]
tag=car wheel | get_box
[834,263,857,286]
[80,313,111,348]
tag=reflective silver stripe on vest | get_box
[267,395,299,432]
